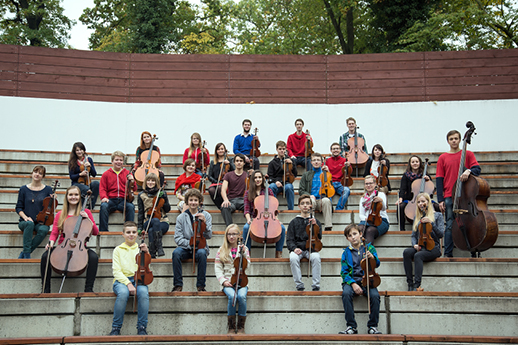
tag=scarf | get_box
[405,171,422,183]
[174,172,201,193]
[362,190,378,211]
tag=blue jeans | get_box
[112,277,149,329]
[100,198,135,231]
[18,221,49,254]
[143,218,169,244]
[172,247,207,287]
[342,283,380,328]
[293,156,311,169]
[72,181,99,209]
[332,182,350,210]
[269,182,294,210]
[242,222,285,252]
[444,197,454,257]
[223,286,248,316]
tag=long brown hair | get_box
[247,170,265,202]
[213,143,227,163]
[406,155,424,175]
[139,131,153,150]
[57,186,82,230]
[68,142,87,172]
[187,132,203,158]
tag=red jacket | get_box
[325,156,346,182]
[287,131,312,157]
[99,168,137,200]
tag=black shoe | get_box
[197,286,206,292]
[149,241,156,259]
[408,284,416,291]
[84,287,94,293]
[137,326,147,335]
[368,327,382,334]
[312,287,320,291]
[172,286,183,292]
[109,327,121,336]
[296,287,305,291]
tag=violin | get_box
[134,134,160,186]
[230,239,248,306]
[195,140,208,171]
[366,190,383,227]
[341,156,353,187]
[146,181,167,221]
[125,175,135,203]
[282,158,296,185]
[250,128,261,158]
[190,206,207,273]
[249,187,283,250]
[417,218,435,251]
[405,158,435,220]
[319,157,335,198]
[347,127,369,167]
[360,238,381,289]
[133,231,153,312]
[50,192,93,281]
[304,130,314,156]
[36,180,59,226]
[77,155,91,186]
[451,121,498,254]
[376,156,389,188]
[305,210,322,252]
[215,150,230,196]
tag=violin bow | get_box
[307,209,313,278]
[362,236,371,314]
[144,182,167,235]
[215,151,228,195]
[42,244,52,293]
[193,206,204,274]
[133,230,147,313]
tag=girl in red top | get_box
[133,131,164,187]
[40,185,99,293]
[175,159,201,211]
[183,132,210,176]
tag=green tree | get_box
[0,0,74,47]
[398,0,518,51]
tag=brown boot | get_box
[275,251,282,258]
[227,315,236,334]
[237,315,246,334]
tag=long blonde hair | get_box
[187,132,203,157]
[218,224,241,263]
[57,186,82,230]
[412,193,435,232]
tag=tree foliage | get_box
[0,0,74,47]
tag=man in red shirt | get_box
[325,143,351,210]
[287,118,313,171]
[436,130,481,257]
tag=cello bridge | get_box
[454,209,468,215]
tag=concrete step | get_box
[0,292,516,337]
[1,258,517,294]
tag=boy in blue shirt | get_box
[339,224,382,335]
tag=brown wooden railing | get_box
[0,44,517,104]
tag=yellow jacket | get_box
[112,242,139,285]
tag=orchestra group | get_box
[15,117,485,336]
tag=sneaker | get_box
[296,287,305,291]
[137,326,147,335]
[368,327,382,334]
[197,286,206,292]
[312,287,320,291]
[171,286,182,292]
[339,326,358,334]
[109,327,121,336]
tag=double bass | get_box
[405,158,435,220]
[249,186,283,258]
[451,122,498,255]
[135,134,160,185]
[50,192,93,292]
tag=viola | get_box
[319,157,335,198]
[346,128,369,167]
[195,140,208,171]
[417,219,435,251]
[405,158,435,220]
[77,155,91,186]
[282,158,296,185]
[305,211,322,253]
[50,192,93,280]
[304,130,314,157]
[36,180,59,226]
[360,236,380,314]
[133,231,153,312]
[451,121,498,254]
[134,134,160,185]
[230,240,248,306]
[250,128,261,158]
[146,181,167,221]
[376,157,389,188]
[366,191,382,227]
[249,187,283,249]
[125,175,135,203]
[340,156,353,187]
[190,207,207,273]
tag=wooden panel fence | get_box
[0,44,517,104]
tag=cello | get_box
[319,157,335,198]
[347,127,369,173]
[134,134,160,186]
[50,192,93,293]
[36,180,59,226]
[451,122,498,255]
[405,158,435,220]
[249,186,283,258]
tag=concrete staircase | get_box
[0,149,517,343]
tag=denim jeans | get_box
[342,283,380,328]
[72,181,99,210]
[332,182,350,210]
[223,286,248,316]
[292,156,311,170]
[242,222,286,252]
[269,182,294,210]
[172,247,207,287]
[221,198,244,226]
[112,276,149,329]
[18,221,49,253]
[100,198,135,231]
[143,218,169,244]
[444,197,454,257]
